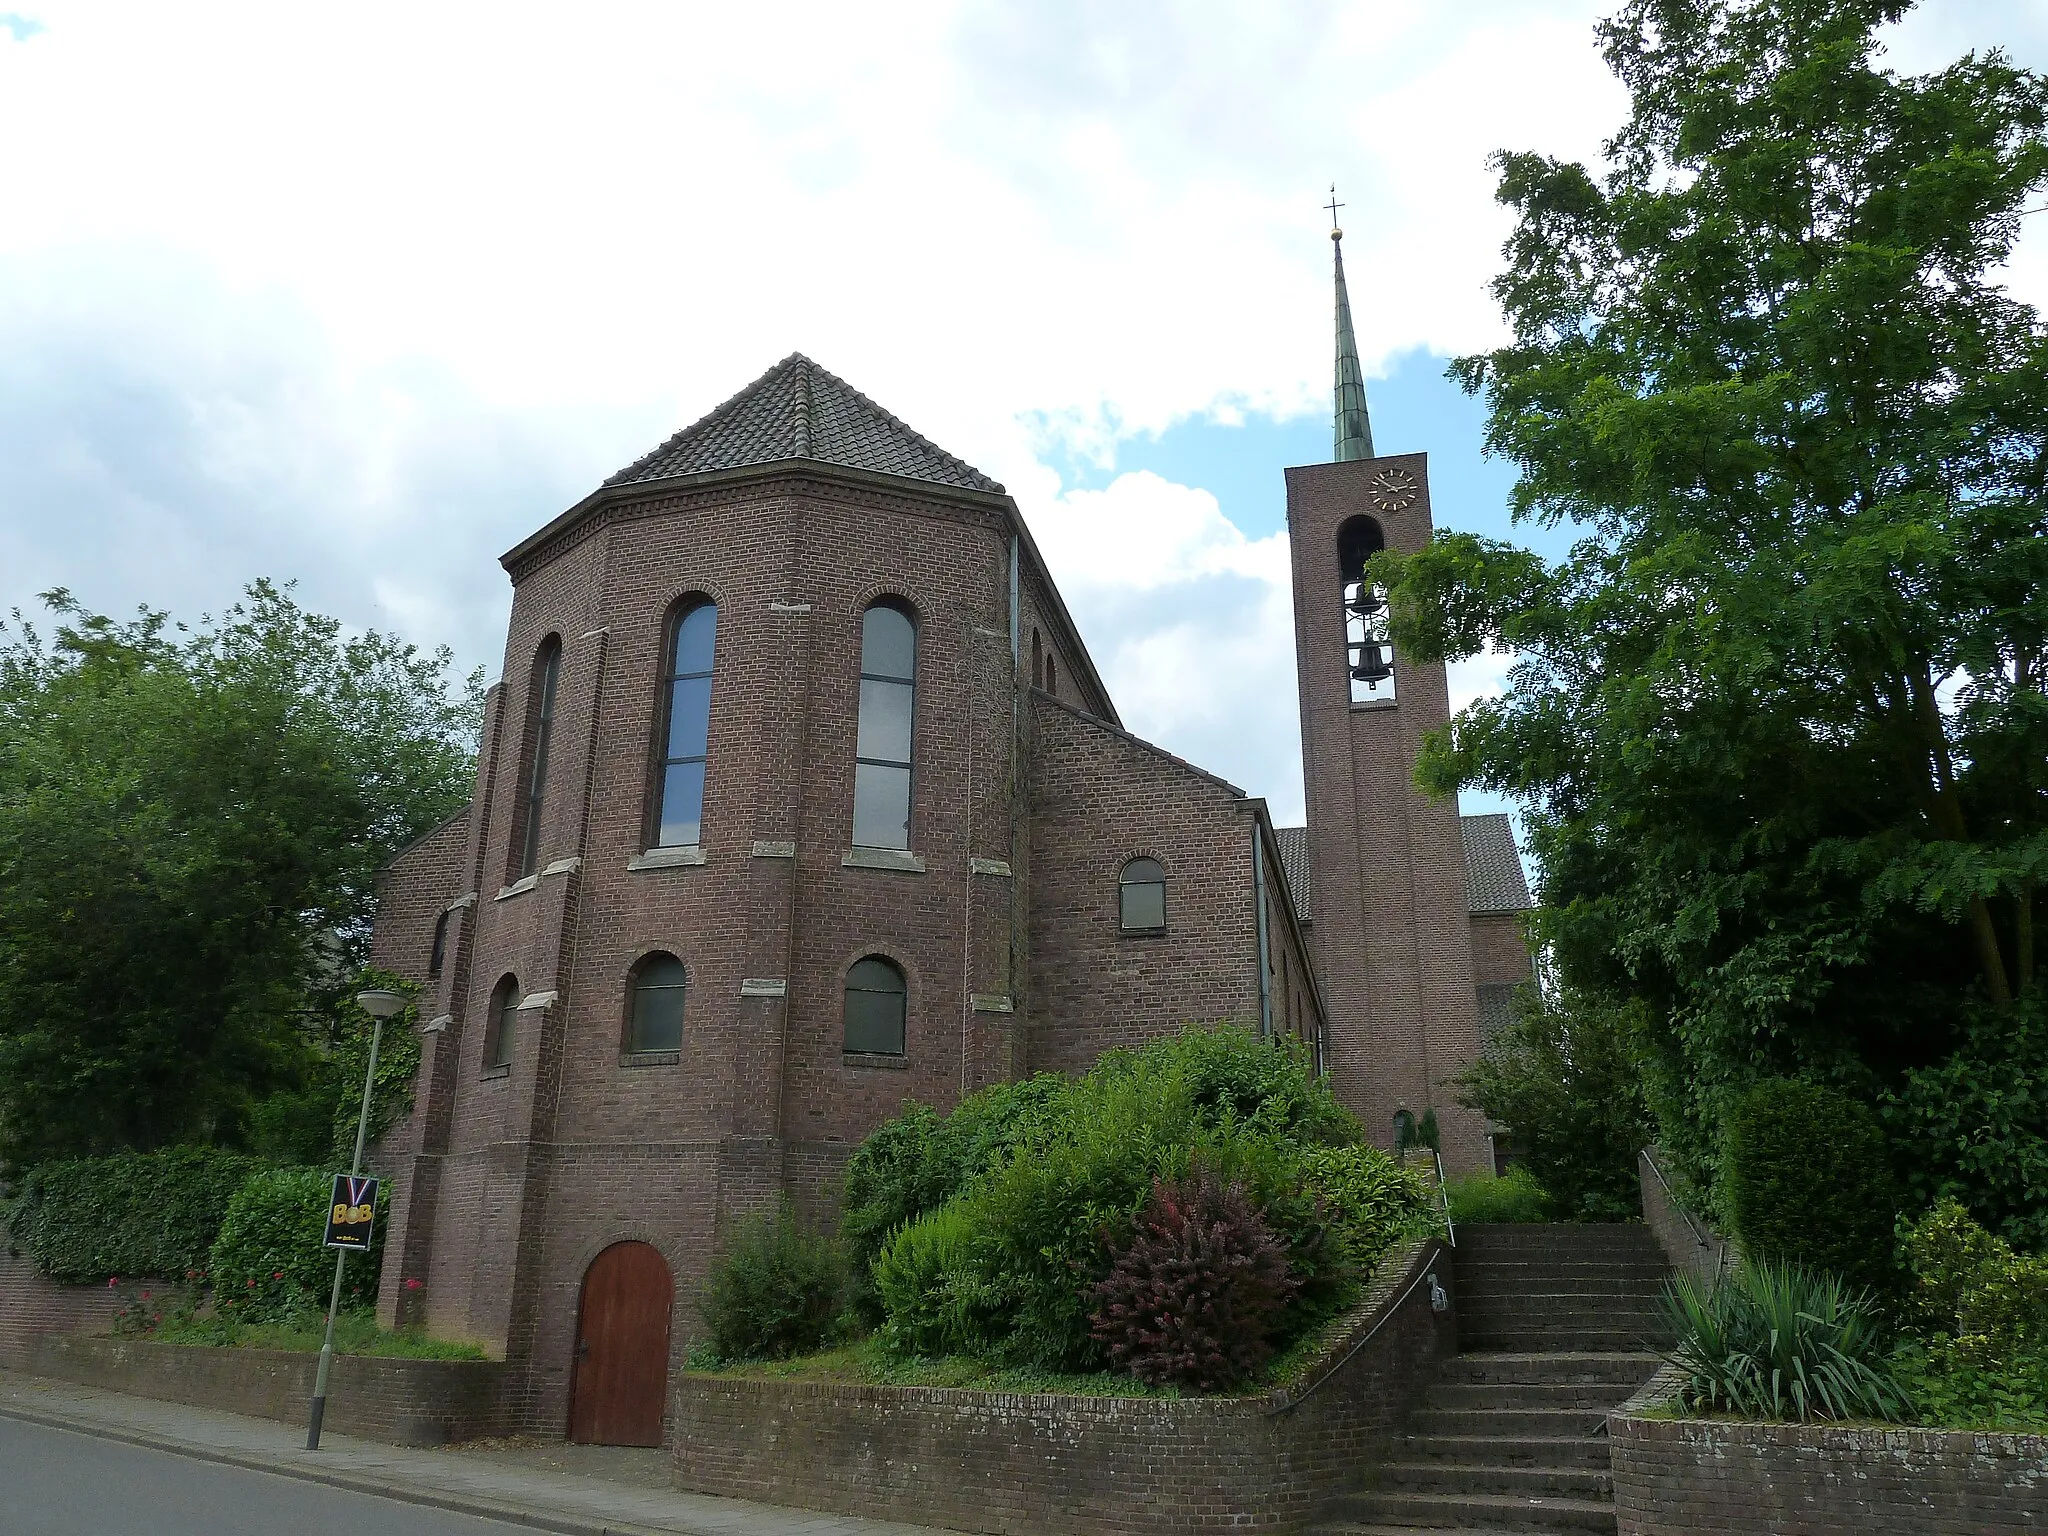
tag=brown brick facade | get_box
[363,357,1526,1441]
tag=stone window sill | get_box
[1349,698,1398,713]
[628,844,706,871]
[619,1051,680,1068]
[481,1064,511,1081]
[494,874,539,901]
[1118,926,1170,939]
[843,1051,910,1071]
[841,847,926,874]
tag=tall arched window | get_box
[1046,655,1057,696]
[518,638,563,877]
[1119,858,1167,931]
[1031,628,1043,689]
[625,954,687,1054]
[1337,517,1396,704]
[428,911,450,979]
[485,974,521,1069]
[853,601,916,850]
[844,956,907,1055]
[653,602,718,848]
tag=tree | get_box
[1453,976,1655,1222]
[1375,0,2048,1219]
[0,583,480,1169]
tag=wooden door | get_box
[568,1241,673,1445]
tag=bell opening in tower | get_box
[1337,515,1397,705]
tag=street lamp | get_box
[307,987,407,1450]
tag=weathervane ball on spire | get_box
[1330,227,1343,241]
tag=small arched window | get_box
[485,974,521,1070]
[1046,655,1057,696]
[654,602,718,848]
[1119,858,1167,931]
[626,954,687,1055]
[518,638,563,877]
[428,911,450,979]
[844,956,907,1056]
[1337,517,1395,704]
[1031,628,1043,689]
[853,601,917,850]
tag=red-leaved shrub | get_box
[1088,1160,1298,1391]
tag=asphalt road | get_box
[0,1417,541,1536]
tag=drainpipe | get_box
[1253,824,1273,1038]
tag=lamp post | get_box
[307,986,406,1451]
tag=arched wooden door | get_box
[568,1241,673,1445]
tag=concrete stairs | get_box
[1312,1223,1670,1536]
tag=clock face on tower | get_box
[1368,467,1419,513]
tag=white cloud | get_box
[0,0,2040,831]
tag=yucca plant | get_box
[1660,1260,1913,1423]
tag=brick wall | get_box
[29,1335,504,1447]
[0,1251,124,1369]
[672,1240,1453,1535]
[1611,1373,2048,1534]
[1637,1149,1733,1288]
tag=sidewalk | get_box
[0,1369,951,1536]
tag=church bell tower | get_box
[1286,202,1492,1174]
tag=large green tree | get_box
[1377,0,2048,1231]
[0,582,480,1168]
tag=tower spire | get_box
[1328,188,1375,462]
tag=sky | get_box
[2,0,2043,837]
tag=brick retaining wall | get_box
[672,1238,1454,1534]
[29,1335,505,1446]
[0,1250,125,1369]
[1611,1369,2048,1534]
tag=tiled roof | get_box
[1268,816,1534,918]
[602,354,1005,496]
[1272,825,1312,918]
[1463,813,1534,913]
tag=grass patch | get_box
[142,1309,485,1360]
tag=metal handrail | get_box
[1434,1149,1455,1250]
[1641,1147,1728,1286]
[1263,1241,1446,1417]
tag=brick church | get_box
[368,224,1533,1442]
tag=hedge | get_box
[209,1166,387,1321]
[5,1148,265,1283]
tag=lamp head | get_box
[355,988,408,1020]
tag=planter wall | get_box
[672,1238,1455,1535]
[1611,1370,2048,1535]
[0,1249,126,1369]
[29,1334,505,1447]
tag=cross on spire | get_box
[1328,188,1374,461]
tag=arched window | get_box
[1031,628,1043,689]
[653,602,718,848]
[1046,655,1057,696]
[428,911,450,979]
[853,601,916,850]
[1337,517,1396,704]
[1119,858,1167,931]
[844,956,907,1055]
[625,954,687,1054]
[485,974,520,1070]
[518,638,563,877]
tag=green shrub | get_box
[1446,1164,1548,1224]
[699,1206,847,1362]
[865,1025,1357,1373]
[1088,1161,1297,1391]
[1725,1079,1898,1296]
[5,1148,265,1283]
[1293,1144,1440,1272]
[208,1167,385,1322]
[1453,984,1652,1221]
[1882,997,2048,1251]
[1661,1261,1911,1422]
[1891,1333,2048,1432]
[840,1073,1066,1307]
